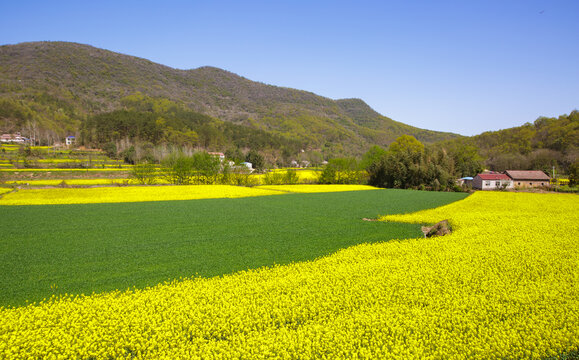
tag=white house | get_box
[65,136,76,146]
[473,173,513,190]
[241,162,253,170]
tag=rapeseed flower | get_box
[0,191,577,359]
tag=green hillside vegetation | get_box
[81,93,305,165]
[437,110,578,175]
[336,98,456,144]
[0,41,459,158]
[360,135,484,191]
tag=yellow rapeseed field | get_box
[0,168,130,172]
[0,185,284,205]
[6,179,131,186]
[0,192,577,359]
[0,184,377,205]
[253,169,320,183]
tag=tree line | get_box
[319,135,484,191]
[130,150,300,186]
[440,110,578,176]
[80,94,307,167]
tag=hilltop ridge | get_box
[0,41,460,155]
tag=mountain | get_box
[0,41,460,156]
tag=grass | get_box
[256,184,376,193]
[0,189,467,307]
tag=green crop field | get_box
[0,189,466,307]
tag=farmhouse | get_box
[1,133,27,143]
[504,170,550,188]
[65,136,76,146]
[473,173,513,190]
[208,152,225,162]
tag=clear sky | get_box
[1,0,578,136]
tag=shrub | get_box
[229,167,258,186]
[130,162,158,185]
[162,152,195,185]
[319,158,364,184]
[263,171,285,185]
[102,142,117,159]
[121,146,137,165]
[283,169,300,185]
[191,152,221,185]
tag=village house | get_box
[504,170,550,188]
[208,152,225,162]
[473,173,513,190]
[1,133,27,143]
[65,136,76,146]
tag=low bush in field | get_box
[262,169,300,185]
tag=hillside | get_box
[0,41,459,156]
[437,110,578,174]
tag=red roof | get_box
[476,173,510,180]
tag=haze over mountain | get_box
[0,41,459,155]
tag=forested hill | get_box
[437,111,578,173]
[0,41,459,156]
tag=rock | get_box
[421,220,452,238]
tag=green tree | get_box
[569,160,579,186]
[262,171,285,185]
[130,162,158,185]
[319,158,364,184]
[361,145,387,171]
[440,140,484,177]
[121,146,137,165]
[367,151,409,188]
[192,152,221,184]
[225,148,245,164]
[102,142,117,159]
[389,135,425,155]
[245,150,265,171]
[162,152,195,185]
[283,169,300,184]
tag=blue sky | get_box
[1,0,578,136]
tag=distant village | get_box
[1,133,76,146]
